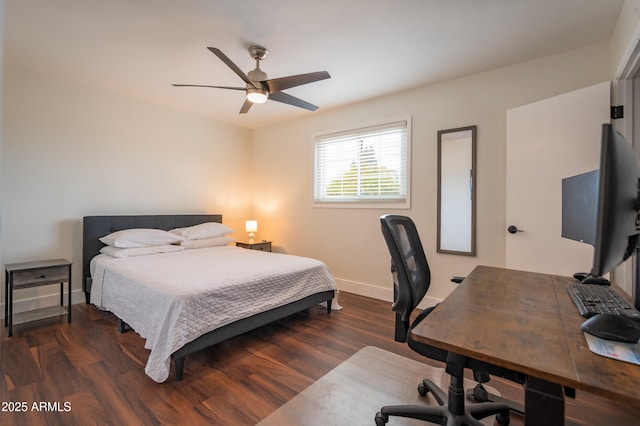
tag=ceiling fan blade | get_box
[207,47,258,89]
[264,71,330,93]
[172,84,245,91]
[269,91,319,111]
[239,99,253,114]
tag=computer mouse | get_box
[581,313,640,343]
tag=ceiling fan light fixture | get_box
[246,86,268,103]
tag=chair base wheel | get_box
[496,411,510,425]
[472,383,489,402]
[417,382,429,396]
[374,411,388,425]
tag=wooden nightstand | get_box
[4,259,72,336]
[236,240,272,252]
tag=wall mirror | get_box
[437,125,476,255]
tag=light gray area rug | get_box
[258,346,500,426]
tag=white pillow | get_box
[170,222,234,240]
[181,236,236,249]
[100,244,185,258]
[99,228,184,248]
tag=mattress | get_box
[90,245,337,382]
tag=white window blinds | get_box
[314,120,410,206]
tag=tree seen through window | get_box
[326,142,400,198]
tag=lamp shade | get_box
[245,220,258,233]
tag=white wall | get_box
[1,39,632,310]
[611,0,640,78]
[251,43,611,303]
[0,0,4,308]
[2,65,252,308]
[609,0,640,294]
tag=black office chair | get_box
[375,214,516,426]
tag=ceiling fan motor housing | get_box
[248,68,268,82]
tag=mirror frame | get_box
[437,125,477,256]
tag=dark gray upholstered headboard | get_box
[82,214,223,301]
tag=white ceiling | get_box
[4,0,624,129]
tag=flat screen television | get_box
[562,170,599,246]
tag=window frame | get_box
[312,117,412,209]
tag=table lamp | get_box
[245,220,258,243]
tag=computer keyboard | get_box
[567,283,640,320]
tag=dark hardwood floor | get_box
[0,292,638,425]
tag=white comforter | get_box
[90,246,337,382]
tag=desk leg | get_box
[7,279,13,337]
[524,377,564,426]
[4,270,8,327]
[67,275,72,323]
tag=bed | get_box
[82,214,336,382]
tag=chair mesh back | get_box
[380,215,431,326]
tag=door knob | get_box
[507,225,524,234]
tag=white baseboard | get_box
[334,277,441,309]
[1,289,86,319]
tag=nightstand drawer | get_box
[236,241,272,252]
[12,266,70,288]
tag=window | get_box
[313,119,410,207]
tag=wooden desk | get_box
[410,265,640,426]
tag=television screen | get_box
[561,170,598,245]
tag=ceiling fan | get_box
[173,45,331,114]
